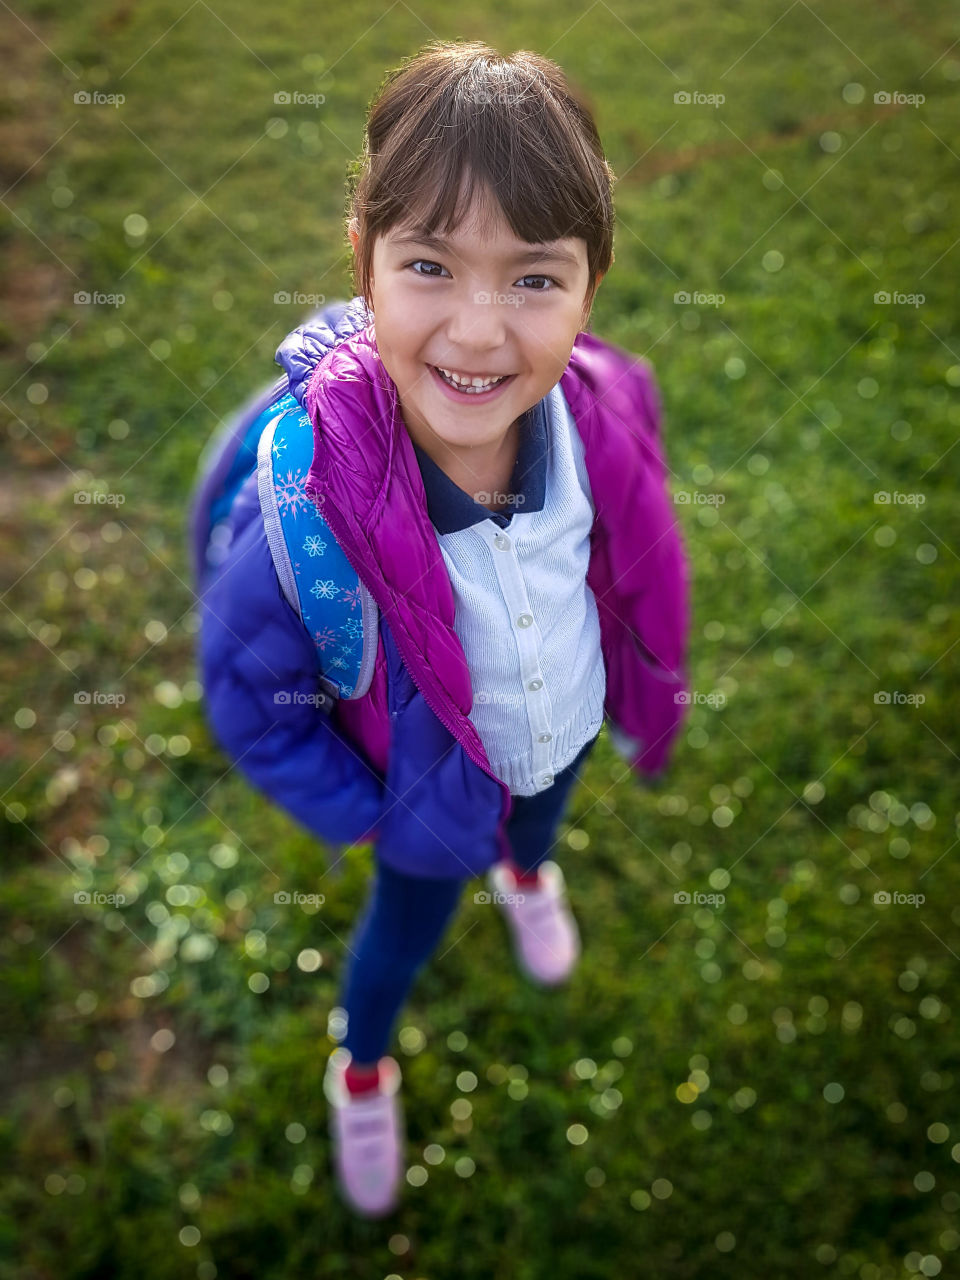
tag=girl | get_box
[197,39,691,1218]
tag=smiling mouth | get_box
[429,364,514,394]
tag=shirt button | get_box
[516,613,533,628]
[494,534,510,551]
[540,773,554,788]
[527,678,543,691]
[538,732,552,743]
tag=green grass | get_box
[2,1,959,1277]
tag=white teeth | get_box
[436,365,508,392]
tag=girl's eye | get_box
[516,274,557,291]
[408,259,450,278]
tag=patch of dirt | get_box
[0,466,76,521]
[0,262,71,353]
[0,10,74,350]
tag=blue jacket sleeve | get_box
[197,486,385,846]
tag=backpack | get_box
[187,299,379,705]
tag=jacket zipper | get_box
[308,486,516,836]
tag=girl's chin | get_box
[420,421,507,448]
[400,391,519,445]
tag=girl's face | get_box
[349,186,598,460]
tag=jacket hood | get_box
[274,296,373,406]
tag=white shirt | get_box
[416,381,606,795]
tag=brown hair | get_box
[345,40,616,319]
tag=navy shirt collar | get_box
[410,397,549,533]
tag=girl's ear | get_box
[347,220,372,314]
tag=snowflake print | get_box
[343,617,362,641]
[303,533,327,557]
[330,654,348,670]
[341,584,363,612]
[310,579,338,601]
[271,435,288,462]
[274,468,311,519]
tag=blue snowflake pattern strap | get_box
[256,399,376,701]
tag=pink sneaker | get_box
[487,859,581,985]
[323,1047,405,1218]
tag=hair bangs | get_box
[347,40,615,312]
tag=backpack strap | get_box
[256,396,379,702]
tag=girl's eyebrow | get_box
[390,230,580,269]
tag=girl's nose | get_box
[444,292,510,350]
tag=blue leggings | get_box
[339,732,600,1063]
